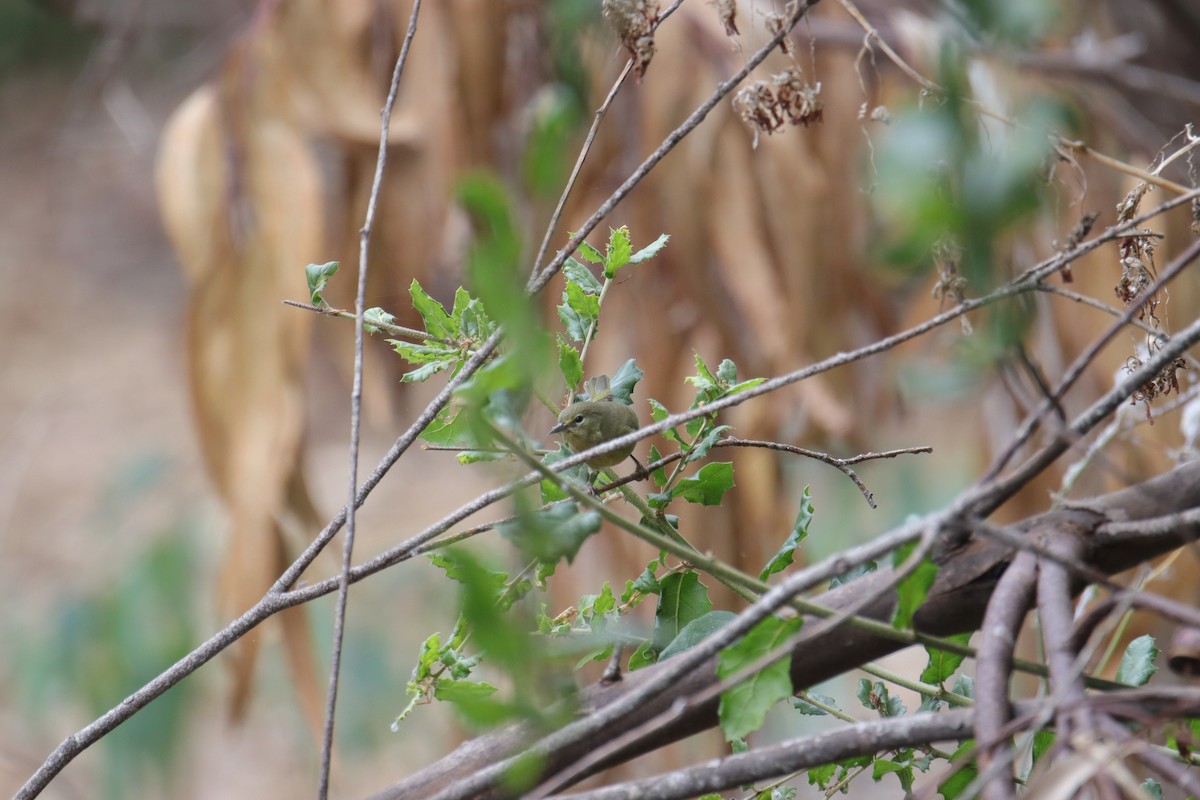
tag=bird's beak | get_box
[550,421,566,434]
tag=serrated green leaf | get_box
[673,462,735,506]
[684,424,730,465]
[609,358,643,404]
[1031,729,1055,764]
[874,758,914,792]
[857,679,906,717]
[631,560,662,596]
[604,225,632,278]
[727,377,766,395]
[363,307,395,334]
[716,358,737,384]
[409,278,458,340]
[305,261,339,305]
[891,542,939,630]
[937,740,977,800]
[651,571,711,652]
[920,633,971,684]
[565,280,599,320]
[434,679,498,703]
[760,486,814,580]
[576,238,604,264]
[538,442,588,503]
[627,641,656,670]
[717,615,803,741]
[659,611,736,661]
[557,298,590,342]
[557,339,583,391]
[389,339,460,364]
[829,561,877,588]
[647,444,668,487]
[419,405,479,448]
[629,232,670,265]
[563,257,602,293]
[1116,634,1159,686]
[497,502,601,565]
[647,398,683,444]
[687,352,720,395]
[792,692,841,717]
[400,360,454,383]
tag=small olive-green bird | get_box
[551,375,639,469]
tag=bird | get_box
[551,375,640,469]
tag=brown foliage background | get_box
[4,0,1200,796]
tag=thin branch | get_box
[282,298,455,345]
[974,549,1038,800]
[985,235,1200,482]
[719,437,932,508]
[317,2,423,796]
[834,0,1194,195]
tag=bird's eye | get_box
[574,415,584,423]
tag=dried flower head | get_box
[712,0,738,37]
[603,0,659,81]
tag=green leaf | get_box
[538,442,588,504]
[647,398,682,445]
[829,561,877,588]
[727,377,766,395]
[557,338,583,391]
[717,615,803,741]
[920,633,972,684]
[647,444,668,487]
[563,257,602,294]
[603,225,632,278]
[687,352,720,396]
[428,552,506,593]
[434,679,498,703]
[759,486,814,580]
[791,692,839,716]
[419,405,479,448]
[576,238,604,264]
[937,741,977,800]
[363,307,396,334]
[873,757,915,792]
[305,261,339,305]
[1115,634,1159,686]
[389,339,460,364]
[627,641,657,670]
[409,278,458,341]
[684,424,730,465]
[497,502,601,566]
[1031,730,1055,764]
[658,611,736,661]
[891,542,939,630]
[650,571,712,651]
[673,462,735,506]
[1140,779,1163,800]
[952,673,974,700]
[716,358,737,384]
[629,233,670,265]
[565,280,599,321]
[609,358,644,404]
[856,679,906,717]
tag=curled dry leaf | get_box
[156,76,325,729]
[602,0,659,80]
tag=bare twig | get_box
[317,3,424,797]
[974,549,1038,800]
[719,437,932,508]
[282,298,455,345]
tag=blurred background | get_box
[3,0,1200,797]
